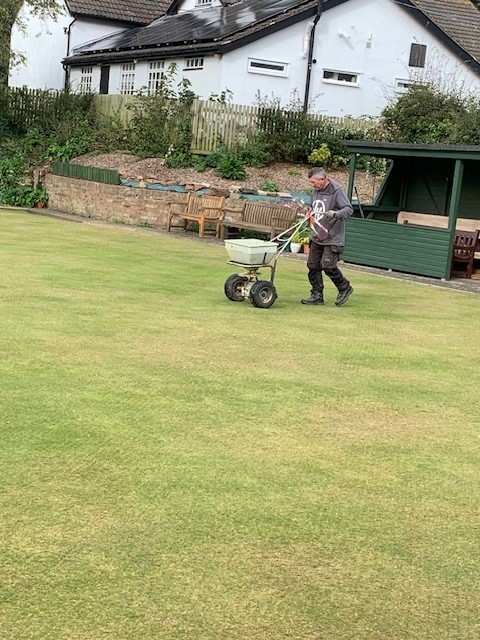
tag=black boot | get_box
[301,291,324,305]
[335,285,353,306]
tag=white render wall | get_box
[9,1,127,90]
[9,2,70,90]
[69,56,222,97]
[66,0,480,117]
[221,0,480,116]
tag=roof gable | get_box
[398,0,480,66]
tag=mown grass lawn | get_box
[1,209,479,640]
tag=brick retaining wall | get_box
[45,174,190,228]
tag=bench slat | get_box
[397,211,480,232]
[220,201,299,239]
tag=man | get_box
[301,167,354,306]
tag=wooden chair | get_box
[450,229,479,279]
[166,192,226,238]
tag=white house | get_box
[9,0,171,90]
[12,0,480,117]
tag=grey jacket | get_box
[309,178,353,246]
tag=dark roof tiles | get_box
[408,0,480,64]
[66,0,172,24]
[66,0,480,72]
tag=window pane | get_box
[247,58,288,77]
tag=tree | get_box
[0,0,61,90]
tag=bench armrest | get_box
[167,201,187,212]
[198,205,224,218]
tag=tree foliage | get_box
[0,0,62,89]
[381,84,480,145]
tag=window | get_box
[395,78,415,93]
[148,61,165,94]
[247,58,288,77]
[120,62,136,95]
[409,43,426,68]
[79,67,93,94]
[196,0,212,5]
[184,57,204,70]
[322,70,358,85]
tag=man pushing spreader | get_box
[301,167,354,307]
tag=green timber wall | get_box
[343,218,452,279]
[51,162,120,185]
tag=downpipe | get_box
[303,0,323,114]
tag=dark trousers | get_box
[307,243,350,293]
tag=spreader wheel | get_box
[249,280,277,309]
[224,274,248,301]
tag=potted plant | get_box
[290,231,303,254]
[291,226,311,254]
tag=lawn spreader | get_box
[223,215,311,308]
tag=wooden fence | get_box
[93,94,138,125]
[189,99,372,154]
[91,95,374,153]
[1,87,96,130]
[1,87,63,129]
[4,87,374,153]
[190,100,259,153]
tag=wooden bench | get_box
[219,200,299,240]
[397,212,480,259]
[166,192,226,238]
[397,211,480,232]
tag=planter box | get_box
[224,239,278,265]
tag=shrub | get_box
[127,63,196,157]
[191,155,207,172]
[308,143,331,166]
[0,153,29,188]
[204,146,246,179]
[215,154,246,180]
[355,155,388,176]
[0,184,47,208]
[204,146,230,169]
[260,181,279,192]
[164,151,192,168]
[237,135,271,167]
[381,83,480,145]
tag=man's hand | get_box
[323,210,336,218]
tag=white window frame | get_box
[184,57,204,71]
[247,58,288,78]
[395,78,414,93]
[322,69,359,86]
[79,67,93,94]
[147,61,165,94]
[120,62,136,95]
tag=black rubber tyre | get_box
[249,280,277,309]
[224,274,248,301]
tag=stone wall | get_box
[45,174,190,227]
